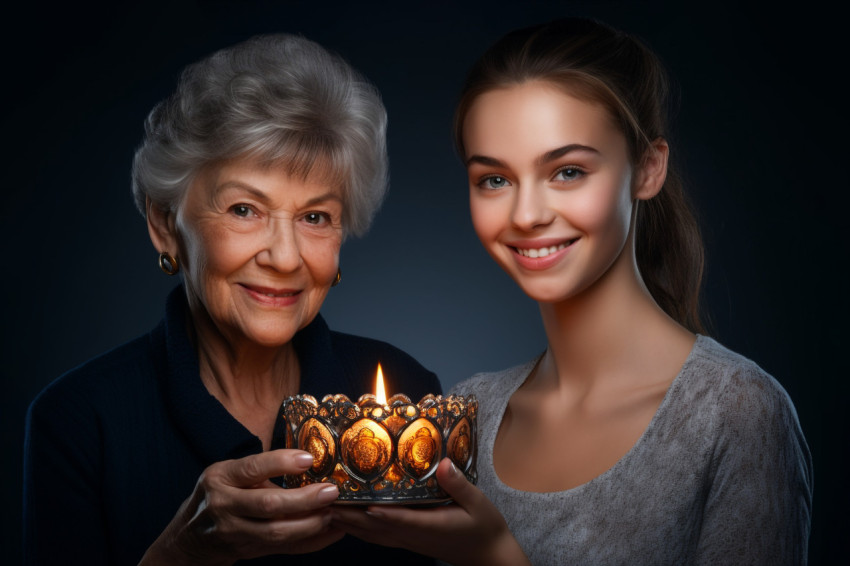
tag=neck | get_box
[535,239,690,392]
[188,304,300,449]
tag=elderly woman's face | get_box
[175,159,343,348]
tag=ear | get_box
[146,196,179,256]
[633,138,669,200]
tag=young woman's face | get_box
[463,81,637,304]
[175,159,343,348]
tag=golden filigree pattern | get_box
[281,392,477,504]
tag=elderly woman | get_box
[23,35,439,565]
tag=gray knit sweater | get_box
[450,335,812,565]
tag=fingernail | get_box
[317,485,339,504]
[448,459,459,476]
[294,452,314,468]
[365,509,385,519]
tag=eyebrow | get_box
[465,144,599,167]
[465,155,505,167]
[216,182,342,207]
[304,192,343,207]
[217,182,271,203]
[538,144,599,165]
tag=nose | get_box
[255,216,302,273]
[511,183,554,232]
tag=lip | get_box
[239,283,302,307]
[507,237,579,271]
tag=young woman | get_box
[333,18,813,565]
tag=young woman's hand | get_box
[139,450,343,565]
[331,458,530,566]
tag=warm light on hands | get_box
[331,458,530,566]
[139,450,343,565]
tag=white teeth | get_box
[516,243,569,258]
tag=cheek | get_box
[568,180,632,237]
[204,239,252,275]
[301,234,342,282]
[179,218,252,280]
[469,196,502,246]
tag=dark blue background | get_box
[3,1,846,563]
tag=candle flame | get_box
[375,363,387,405]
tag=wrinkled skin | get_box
[140,450,343,565]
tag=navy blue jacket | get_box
[24,287,440,565]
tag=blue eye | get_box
[554,167,584,181]
[481,175,510,190]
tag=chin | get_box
[514,275,592,304]
[522,289,572,304]
[240,324,300,348]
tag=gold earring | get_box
[331,268,341,287]
[158,251,179,275]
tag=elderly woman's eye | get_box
[304,212,329,225]
[231,204,253,217]
[480,175,510,190]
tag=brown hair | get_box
[454,18,705,333]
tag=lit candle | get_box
[281,364,478,504]
[375,363,387,405]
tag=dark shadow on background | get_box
[2,1,846,563]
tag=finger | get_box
[259,509,335,545]
[333,520,391,547]
[219,509,340,558]
[333,501,467,540]
[331,508,399,547]
[332,503,471,559]
[345,458,479,525]
[227,483,340,519]
[434,458,483,513]
[217,450,315,488]
[332,506,382,530]
[268,524,346,555]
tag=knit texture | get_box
[451,335,812,565]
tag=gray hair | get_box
[131,34,388,237]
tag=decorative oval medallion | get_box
[447,417,472,470]
[341,419,392,480]
[298,418,335,477]
[398,419,441,479]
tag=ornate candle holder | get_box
[282,392,477,505]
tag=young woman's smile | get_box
[463,81,637,303]
[508,237,580,270]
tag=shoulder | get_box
[27,330,161,424]
[689,334,769,381]
[683,337,813,561]
[686,336,799,423]
[327,329,442,397]
[683,336,811,479]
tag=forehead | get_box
[462,81,624,160]
[189,157,344,203]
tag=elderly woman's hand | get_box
[139,450,343,565]
[331,458,530,566]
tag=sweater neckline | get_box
[486,334,708,498]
